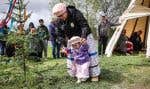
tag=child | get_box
[27,28,43,61]
[68,36,90,83]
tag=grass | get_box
[0,50,150,89]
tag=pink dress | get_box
[67,34,100,78]
[72,44,90,79]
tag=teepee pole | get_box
[105,19,127,57]
[146,16,150,58]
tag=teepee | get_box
[105,0,150,58]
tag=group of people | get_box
[26,19,50,61]
[0,3,100,83]
[112,30,143,55]
[0,19,50,61]
[50,3,100,83]
[0,2,144,83]
[97,12,143,56]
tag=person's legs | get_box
[76,62,90,83]
[98,39,102,55]
[67,59,76,77]
[102,37,108,54]
[52,41,56,59]
[87,34,100,81]
[0,41,5,55]
[43,40,48,58]
[38,51,43,58]
[56,43,61,58]
[67,41,76,77]
[0,41,3,55]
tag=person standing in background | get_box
[37,19,50,59]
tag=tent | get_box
[105,0,150,58]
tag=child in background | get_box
[68,36,90,83]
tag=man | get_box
[49,18,63,59]
[98,12,117,55]
[37,19,50,58]
[130,30,143,53]
[52,3,100,81]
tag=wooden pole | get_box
[146,16,150,58]
[105,19,127,57]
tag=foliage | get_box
[5,32,30,86]
[0,54,150,89]
[12,0,31,23]
[6,32,30,58]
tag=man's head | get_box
[137,30,142,35]
[122,30,126,35]
[52,3,68,20]
[39,19,44,26]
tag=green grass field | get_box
[0,53,150,89]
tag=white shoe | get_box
[81,78,87,82]
[91,77,99,82]
[76,79,81,83]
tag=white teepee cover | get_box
[105,0,150,58]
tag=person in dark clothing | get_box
[37,19,50,58]
[27,28,43,61]
[5,43,15,57]
[26,22,35,35]
[116,30,128,55]
[52,3,100,82]
[49,18,63,59]
[98,12,117,55]
[0,24,8,55]
[130,30,143,53]
[52,4,91,39]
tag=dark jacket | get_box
[130,32,142,51]
[37,25,50,40]
[27,33,43,54]
[49,22,65,44]
[98,20,116,38]
[58,6,91,39]
[0,26,8,41]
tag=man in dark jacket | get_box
[52,3,100,82]
[49,18,65,59]
[98,12,118,55]
[130,30,143,53]
[37,19,50,58]
[52,4,91,39]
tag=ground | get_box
[0,53,150,89]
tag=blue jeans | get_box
[51,41,61,58]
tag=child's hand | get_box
[81,38,87,44]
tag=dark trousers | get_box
[52,41,61,58]
[0,40,6,55]
[98,36,108,55]
[6,44,15,57]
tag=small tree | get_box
[6,31,30,86]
